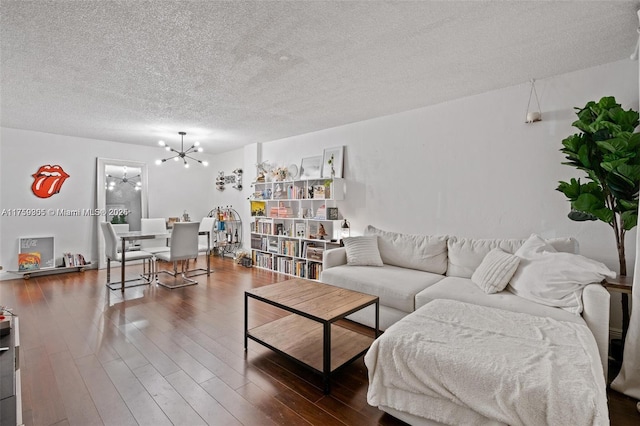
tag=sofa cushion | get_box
[343,236,383,266]
[364,225,448,274]
[508,234,616,315]
[471,248,520,294]
[447,236,578,278]
[415,276,585,325]
[321,264,445,313]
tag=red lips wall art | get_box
[31,165,70,198]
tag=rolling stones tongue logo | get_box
[31,165,70,198]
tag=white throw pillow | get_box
[343,236,384,266]
[515,233,558,258]
[471,248,520,294]
[508,235,616,314]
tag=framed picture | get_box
[19,236,55,269]
[327,207,339,220]
[300,156,322,179]
[322,146,344,178]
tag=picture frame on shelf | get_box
[300,156,322,179]
[327,207,339,220]
[322,146,344,178]
[19,236,55,269]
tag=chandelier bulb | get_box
[155,159,162,165]
[184,163,190,169]
[194,141,200,146]
[158,140,165,146]
[198,147,203,152]
[203,161,209,167]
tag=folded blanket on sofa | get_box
[365,299,608,426]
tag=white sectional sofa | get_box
[320,225,611,376]
[321,225,613,425]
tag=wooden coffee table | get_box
[244,278,379,394]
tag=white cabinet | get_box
[249,178,344,280]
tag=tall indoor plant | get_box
[556,96,640,277]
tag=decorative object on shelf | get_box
[327,207,339,220]
[106,166,141,191]
[300,156,322,179]
[183,210,190,222]
[287,164,299,179]
[525,79,542,123]
[31,164,69,199]
[322,146,344,178]
[155,131,209,168]
[251,201,266,216]
[19,236,55,269]
[18,252,40,271]
[318,224,327,240]
[167,217,179,228]
[255,161,270,183]
[341,219,351,239]
[271,166,289,181]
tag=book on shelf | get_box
[313,185,325,199]
[63,253,87,267]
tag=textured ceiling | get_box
[1,1,638,155]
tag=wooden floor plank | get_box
[74,355,138,426]
[102,358,173,426]
[48,351,103,425]
[164,370,242,426]
[2,255,637,426]
[132,363,208,426]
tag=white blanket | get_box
[365,299,608,426]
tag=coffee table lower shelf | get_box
[247,314,374,390]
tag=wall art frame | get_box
[322,146,344,178]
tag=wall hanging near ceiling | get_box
[155,131,209,168]
[525,79,542,123]
[106,166,141,191]
[31,164,69,198]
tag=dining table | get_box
[114,228,211,292]
[113,230,170,292]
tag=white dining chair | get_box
[155,222,200,288]
[140,218,171,276]
[187,217,216,276]
[100,222,154,289]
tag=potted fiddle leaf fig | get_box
[556,96,640,276]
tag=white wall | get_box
[253,59,638,330]
[0,128,217,279]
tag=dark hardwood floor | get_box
[1,255,638,426]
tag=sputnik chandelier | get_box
[107,166,141,191]
[155,131,209,168]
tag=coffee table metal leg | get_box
[323,322,331,394]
